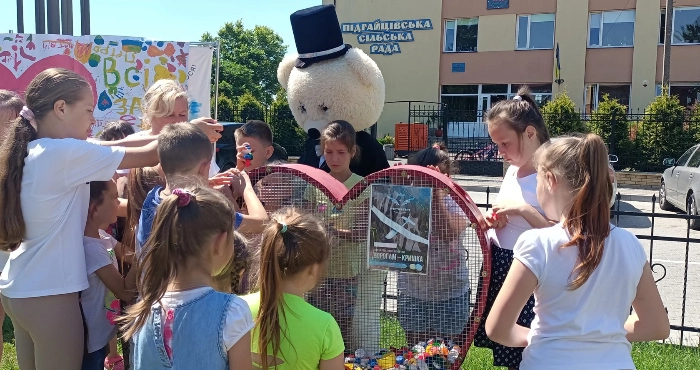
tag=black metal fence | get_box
[475,188,700,346]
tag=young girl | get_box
[213,231,251,295]
[242,208,345,369]
[82,180,136,370]
[0,68,159,370]
[473,87,552,370]
[120,185,253,370]
[398,143,470,346]
[486,134,669,369]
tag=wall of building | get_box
[631,0,660,112]
[440,50,553,85]
[443,0,556,18]
[553,0,588,107]
[323,0,442,136]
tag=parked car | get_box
[660,144,700,229]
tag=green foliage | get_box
[637,89,697,171]
[216,95,235,122]
[202,20,287,105]
[541,92,586,136]
[588,94,637,169]
[236,92,264,123]
[269,90,306,156]
[378,134,395,146]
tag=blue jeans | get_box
[81,345,107,370]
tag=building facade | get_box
[323,0,700,137]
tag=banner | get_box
[0,33,190,136]
[186,45,213,120]
[367,184,432,275]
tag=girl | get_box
[242,208,345,369]
[398,143,470,346]
[120,185,253,370]
[0,68,159,370]
[473,87,552,370]
[305,120,385,352]
[213,231,251,295]
[485,134,669,369]
[83,180,136,370]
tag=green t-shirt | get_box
[242,292,345,369]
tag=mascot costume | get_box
[278,5,390,177]
[278,4,388,353]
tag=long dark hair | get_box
[0,68,90,251]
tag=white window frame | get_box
[516,14,556,50]
[443,18,479,53]
[672,6,700,45]
[588,10,636,48]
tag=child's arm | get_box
[117,198,127,218]
[95,264,136,303]
[492,202,553,229]
[113,241,134,266]
[625,262,670,342]
[100,135,158,148]
[235,172,268,234]
[485,259,536,348]
[319,355,344,370]
[227,332,252,370]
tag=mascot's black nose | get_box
[308,128,321,140]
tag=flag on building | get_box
[555,43,562,82]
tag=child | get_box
[127,79,223,177]
[136,123,268,257]
[120,185,254,370]
[242,208,344,369]
[0,68,159,370]
[99,120,136,142]
[485,134,669,369]
[212,231,250,295]
[473,87,552,370]
[234,120,275,171]
[398,143,470,346]
[82,180,136,370]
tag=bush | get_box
[236,92,264,123]
[378,134,395,146]
[541,92,586,136]
[588,94,637,169]
[217,95,236,122]
[637,89,697,171]
[269,90,306,156]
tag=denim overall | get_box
[131,290,232,370]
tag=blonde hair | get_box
[141,79,188,130]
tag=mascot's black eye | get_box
[300,105,306,113]
[321,104,329,112]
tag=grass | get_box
[0,315,697,369]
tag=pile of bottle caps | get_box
[344,339,461,370]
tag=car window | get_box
[677,146,699,167]
[687,149,700,168]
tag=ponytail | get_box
[534,134,612,290]
[0,117,37,251]
[256,208,329,369]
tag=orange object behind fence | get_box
[395,123,428,152]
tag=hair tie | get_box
[172,189,192,207]
[279,222,288,234]
[432,144,441,150]
[513,95,523,101]
[19,106,37,130]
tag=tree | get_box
[236,92,264,123]
[588,94,636,169]
[270,89,306,156]
[202,20,287,106]
[541,92,586,136]
[217,95,235,122]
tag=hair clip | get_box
[279,221,288,234]
[513,95,523,101]
[172,189,193,207]
[19,106,37,130]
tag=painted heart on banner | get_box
[246,164,491,369]
[0,54,97,102]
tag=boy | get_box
[235,120,275,171]
[135,123,268,256]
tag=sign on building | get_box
[341,19,433,56]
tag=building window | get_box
[517,14,555,50]
[585,84,631,114]
[588,10,636,47]
[673,7,700,44]
[660,9,666,44]
[671,86,700,107]
[444,18,478,52]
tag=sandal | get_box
[104,355,125,370]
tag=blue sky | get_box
[1,0,321,54]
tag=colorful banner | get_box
[186,45,213,120]
[487,0,509,10]
[367,184,432,275]
[0,33,190,137]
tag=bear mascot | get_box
[277,4,390,177]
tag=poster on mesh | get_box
[0,33,190,137]
[367,183,432,275]
[186,45,213,120]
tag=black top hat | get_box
[290,4,352,69]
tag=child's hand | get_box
[484,210,506,229]
[227,171,247,199]
[214,184,235,202]
[208,172,232,188]
[492,201,526,218]
[191,117,223,143]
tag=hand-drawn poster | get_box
[0,33,190,137]
[367,184,432,275]
[186,45,213,120]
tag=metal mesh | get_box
[246,165,490,369]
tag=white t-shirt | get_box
[489,165,545,250]
[0,139,125,298]
[159,287,254,352]
[128,129,219,177]
[82,231,120,353]
[514,224,647,370]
